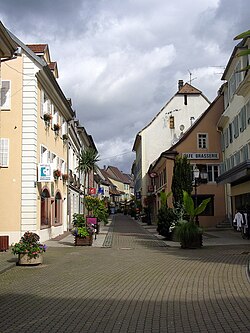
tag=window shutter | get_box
[0,138,9,167]
[1,81,11,109]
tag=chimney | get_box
[178,80,184,91]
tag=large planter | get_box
[180,234,203,249]
[75,235,93,246]
[18,253,43,265]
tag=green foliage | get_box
[72,213,85,227]
[160,191,172,208]
[234,30,250,40]
[157,206,176,239]
[171,156,193,206]
[12,231,47,259]
[174,220,202,247]
[77,148,99,175]
[84,196,109,224]
[72,226,93,238]
[183,191,211,223]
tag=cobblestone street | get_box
[0,214,249,332]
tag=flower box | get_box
[74,235,93,246]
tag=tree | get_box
[171,155,193,206]
[77,147,100,197]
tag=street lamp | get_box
[193,166,208,225]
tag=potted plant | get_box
[71,213,94,246]
[53,123,60,133]
[62,134,68,142]
[12,231,47,265]
[53,169,61,180]
[174,191,211,249]
[43,113,52,125]
[62,173,68,183]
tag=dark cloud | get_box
[0,0,249,173]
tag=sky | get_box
[0,0,249,173]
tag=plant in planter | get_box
[62,173,68,183]
[53,123,61,135]
[43,113,52,122]
[71,213,94,246]
[53,169,61,180]
[12,231,47,265]
[174,191,211,249]
[62,134,68,142]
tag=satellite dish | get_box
[180,124,185,131]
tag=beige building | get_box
[0,30,75,243]
[148,93,226,228]
[217,35,250,223]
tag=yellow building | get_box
[0,29,74,243]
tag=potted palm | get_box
[175,191,210,249]
[12,231,47,265]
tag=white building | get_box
[132,80,211,204]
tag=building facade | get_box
[148,93,226,228]
[132,80,211,207]
[217,36,250,223]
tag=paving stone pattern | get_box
[0,214,249,332]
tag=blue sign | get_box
[38,164,53,182]
[98,187,104,195]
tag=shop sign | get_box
[38,163,54,182]
[182,152,219,159]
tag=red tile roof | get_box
[26,44,48,53]
[178,83,201,94]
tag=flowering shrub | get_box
[71,214,94,238]
[71,226,94,238]
[12,231,47,259]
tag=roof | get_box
[132,82,210,149]
[106,166,131,184]
[221,39,246,80]
[26,44,48,53]
[177,82,201,94]
[148,93,223,173]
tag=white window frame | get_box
[197,133,208,149]
[0,138,9,167]
[1,80,11,110]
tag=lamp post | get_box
[193,166,208,226]
[193,166,200,225]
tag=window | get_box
[1,81,11,109]
[233,116,239,138]
[54,192,62,225]
[41,188,50,227]
[41,90,51,116]
[207,165,219,182]
[184,94,187,105]
[0,138,9,167]
[197,133,208,149]
[239,106,247,132]
[40,146,48,164]
[193,195,214,216]
[229,123,233,143]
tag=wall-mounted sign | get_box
[38,164,54,182]
[182,153,219,159]
[89,187,96,195]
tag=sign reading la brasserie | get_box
[182,152,219,159]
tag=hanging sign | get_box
[89,187,96,195]
[38,164,54,182]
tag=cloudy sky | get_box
[0,0,249,173]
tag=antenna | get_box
[188,70,197,84]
